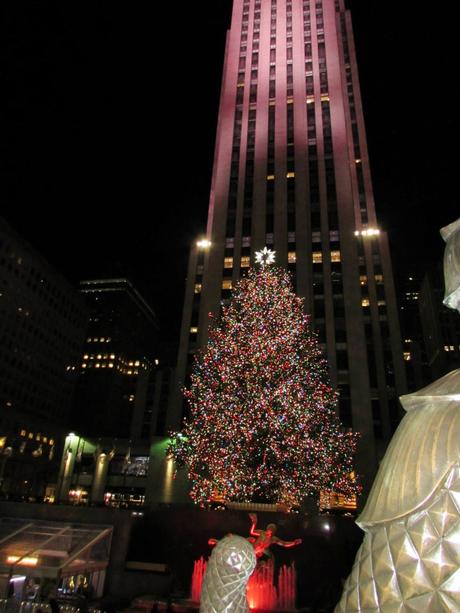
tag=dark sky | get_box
[1,1,458,347]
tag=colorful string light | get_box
[169,266,360,507]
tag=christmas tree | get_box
[169,250,360,507]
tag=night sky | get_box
[0,1,458,348]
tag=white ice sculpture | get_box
[200,534,256,613]
[441,217,460,313]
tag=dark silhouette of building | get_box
[397,273,427,392]
[71,278,159,439]
[0,217,88,498]
[170,0,407,488]
[419,265,460,380]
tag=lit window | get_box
[190,327,198,334]
[110,354,115,359]
[20,430,26,437]
[403,352,411,361]
[330,251,341,262]
[28,432,33,439]
[135,361,140,366]
[241,256,250,268]
[94,338,99,342]
[355,159,362,164]
[97,354,102,359]
[361,298,370,307]
[377,300,386,307]
[267,174,275,180]
[321,94,329,101]
[100,337,105,342]
[82,363,87,368]
[307,96,314,104]
[95,363,100,368]
[359,275,368,285]
[312,252,323,264]
[375,274,384,283]
[222,279,233,290]
[194,283,202,293]
[286,172,295,178]
[288,251,296,263]
[108,363,114,368]
[87,338,92,342]
[224,257,233,268]
[83,354,88,360]
[49,439,54,446]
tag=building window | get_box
[222,279,233,290]
[190,327,198,334]
[194,283,202,293]
[312,252,323,264]
[241,256,250,267]
[288,252,296,264]
[330,251,341,262]
[361,298,370,307]
[224,257,233,269]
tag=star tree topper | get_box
[255,247,276,267]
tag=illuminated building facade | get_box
[71,279,159,439]
[171,0,407,486]
[0,217,88,497]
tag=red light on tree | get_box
[169,265,360,507]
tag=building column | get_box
[91,451,112,504]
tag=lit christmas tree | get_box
[169,249,360,507]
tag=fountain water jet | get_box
[191,557,297,611]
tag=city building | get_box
[0,217,88,498]
[419,265,460,381]
[70,279,159,440]
[52,433,189,509]
[170,0,407,489]
[398,274,427,392]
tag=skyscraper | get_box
[0,217,88,498]
[170,0,407,487]
[71,279,159,440]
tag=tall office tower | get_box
[0,217,88,497]
[71,279,159,440]
[171,0,407,486]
